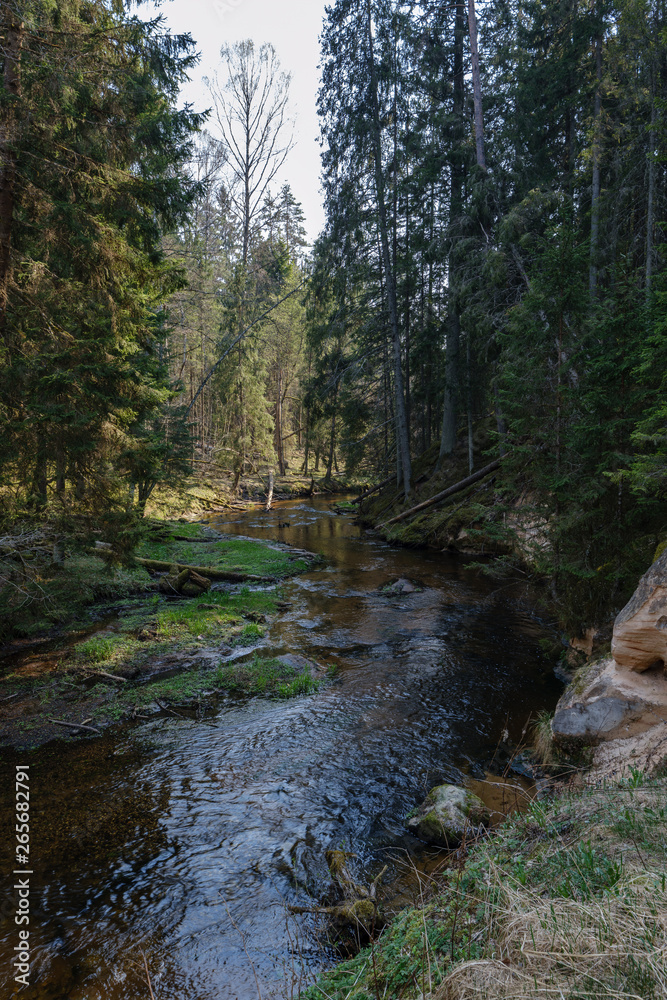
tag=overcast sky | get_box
[148,0,329,243]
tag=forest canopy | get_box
[1,0,665,625]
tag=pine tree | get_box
[0,0,203,517]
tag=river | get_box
[0,497,562,999]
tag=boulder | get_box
[407,784,491,847]
[552,657,667,742]
[611,550,667,672]
[381,578,422,596]
[552,552,667,746]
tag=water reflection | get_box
[0,498,561,999]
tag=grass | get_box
[215,654,320,698]
[304,775,667,1000]
[1,586,323,743]
[137,522,308,579]
[0,517,312,645]
[69,588,277,668]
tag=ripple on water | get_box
[0,497,563,1000]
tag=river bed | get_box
[0,498,562,999]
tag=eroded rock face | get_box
[407,784,490,847]
[611,551,667,672]
[553,552,667,746]
[552,658,667,743]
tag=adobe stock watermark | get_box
[211,0,247,20]
[12,765,32,988]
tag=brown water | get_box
[0,498,562,999]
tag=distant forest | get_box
[1,0,665,618]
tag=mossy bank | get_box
[0,520,325,750]
[306,769,667,1000]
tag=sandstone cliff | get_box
[551,550,667,776]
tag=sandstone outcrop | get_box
[407,784,491,847]
[611,550,667,671]
[552,657,667,742]
[552,551,667,746]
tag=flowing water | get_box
[0,498,562,999]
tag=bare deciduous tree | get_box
[206,40,294,267]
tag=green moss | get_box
[215,655,319,698]
[653,537,667,562]
[137,523,304,579]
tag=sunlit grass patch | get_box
[136,523,299,578]
[75,635,119,663]
[215,654,318,698]
[153,588,276,641]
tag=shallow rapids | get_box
[0,498,562,999]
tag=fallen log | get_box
[49,718,102,735]
[288,855,387,935]
[351,475,395,504]
[80,668,127,684]
[378,458,502,529]
[133,557,269,583]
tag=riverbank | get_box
[305,766,667,1000]
[146,466,367,520]
[304,536,667,1000]
[0,518,325,750]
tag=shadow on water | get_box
[0,498,562,999]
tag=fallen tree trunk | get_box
[351,475,394,505]
[134,557,270,583]
[378,458,501,529]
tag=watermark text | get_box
[13,765,31,987]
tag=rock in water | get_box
[407,784,491,847]
[381,578,422,596]
[611,550,667,672]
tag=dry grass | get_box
[305,778,667,1000]
[438,873,667,999]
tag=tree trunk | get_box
[303,404,310,475]
[493,377,507,457]
[589,35,602,298]
[31,437,47,512]
[466,336,474,473]
[467,0,486,170]
[275,368,285,475]
[366,0,412,499]
[0,16,23,341]
[380,458,502,528]
[646,53,657,303]
[437,2,465,470]
[55,447,66,494]
[265,469,274,510]
[438,310,460,465]
[326,383,338,480]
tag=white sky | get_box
[148,0,329,243]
